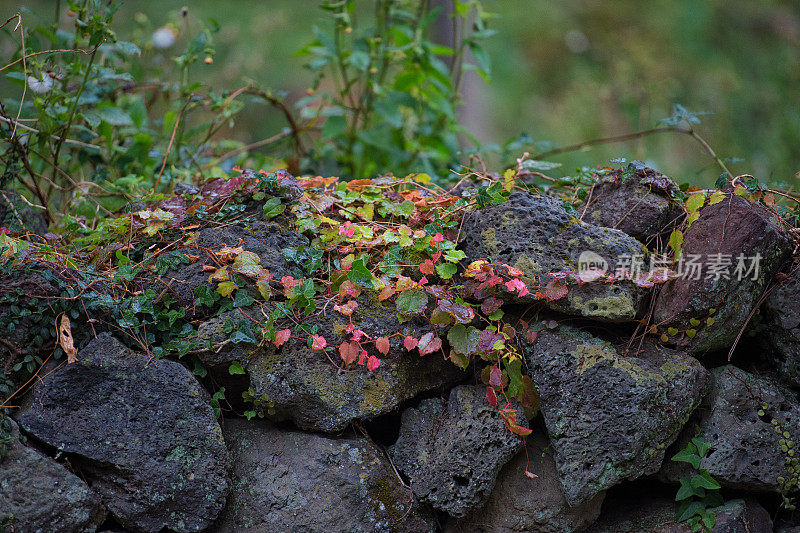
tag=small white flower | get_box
[152,26,177,49]
[27,73,53,94]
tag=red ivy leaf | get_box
[437,299,475,324]
[544,279,568,301]
[489,365,504,388]
[426,285,451,299]
[500,409,533,436]
[339,341,360,366]
[419,259,435,275]
[375,336,391,355]
[418,332,442,356]
[311,334,327,351]
[274,329,291,348]
[478,329,505,354]
[339,280,359,298]
[366,355,381,371]
[403,335,418,351]
[486,386,498,407]
[524,330,538,344]
[480,297,504,315]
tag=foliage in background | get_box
[7,0,797,189]
[296,0,493,178]
[0,0,494,224]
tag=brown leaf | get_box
[58,315,78,364]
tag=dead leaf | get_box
[58,314,78,363]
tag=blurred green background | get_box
[4,0,799,186]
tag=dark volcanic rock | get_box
[661,365,800,493]
[762,266,800,386]
[214,419,434,533]
[247,294,465,433]
[587,496,772,533]
[194,307,264,369]
[136,222,308,319]
[389,385,525,518]
[15,333,230,532]
[462,191,648,321]
[448,430,604,533]
[583,164,684,243]
[653,192,791,353]
[0,417,106,532]
[523,327,710,506]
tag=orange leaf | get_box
[500,409,533,436]
[378,285,396,301]
[346,179,374,192]
[333,300,358,316]
[375,336,390,355]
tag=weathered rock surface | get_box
[462,191,648,321]
[762,266,800,386]
[136,222,307,319]
[653,192,791,353]
[448,430,604,532]
[15,333,230,533]
[214,419,434,533]
[661,365,800,493]
[587,496,773,533]
[247,294,465,433]
[523,327,710,506]
[583,164,684,244]
[389,385,525,518]
[194,307,264,369]
[0,417,106,532]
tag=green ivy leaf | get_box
[228,361,246,375]
[708,190,725,206]
[232,251,262,277]
[396,289,428,316]
[669,230,684,258]
[436,262,457,279]
[672,448,701,469]
[263,197,286,218]
[447,324,480,356]
[348,258,378,289]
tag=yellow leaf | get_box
[708,190,725,206]
[58,315,78,363]
[216,281,237,297]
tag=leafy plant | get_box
[671,437,722,532]
[296,0,494,179]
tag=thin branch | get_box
[198,130,293,172]
[0,44,101,73]
[531,126,732,176]
[155,97,192,190]
[0,115,101,149]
